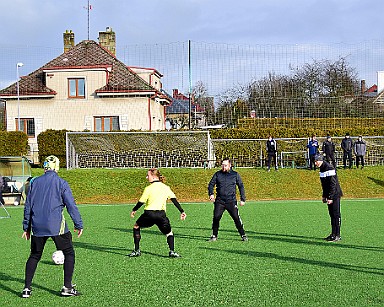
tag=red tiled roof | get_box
[0,40,155,97]
[366,85,377,93]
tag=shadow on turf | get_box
[172,226,384,252]
[109,227,210,241]
[107,227,384,252]
[73,241,128,256]
[201,247,384,276]
[367,176,384,187]
[0,271,59,297]
[74,239,171,258]
[248,231,384,252]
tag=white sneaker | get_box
[22,288,32,298]
[61,285,81,296]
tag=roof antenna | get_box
[84,0,92,40]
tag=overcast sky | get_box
[1,0,384,92]
[1,0,382,47]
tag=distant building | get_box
[165,89,210,129]
[0,27,170,163]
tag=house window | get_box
[16,118,35,137]
[94,116,120,132]
[68,78,85,98]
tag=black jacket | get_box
[341,137,353,152]
[208,169,246,202]
[319,161,343,200]
[322,140,335,157]
[266,139,277,154]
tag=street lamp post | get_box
[16,62,24,131]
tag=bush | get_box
[0,131,28,156]
[37,129,69,167]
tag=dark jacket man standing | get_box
[208,158,247,242]
[22,155,83,298]
[266,135,278,171]
[322,135,336,168]
[314,154,343,242]
[341,133,353,169]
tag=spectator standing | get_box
[266,135,278,171]
[341,133,353,169]
[354,136,366,169]
[307,135,319,170]
[322,135,336,169]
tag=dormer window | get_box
[68,78,85,98]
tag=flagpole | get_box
[87,0,90,40]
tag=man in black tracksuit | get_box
[266,135,278,171]
[322,135,336,168]
[341,133,353,169]
[314,154,343,242]
[208,158,247,242]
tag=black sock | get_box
[133,228,141,251]
[167,235,175,251]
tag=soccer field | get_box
[1,199,383,306]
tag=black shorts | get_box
[136,210,172,234]
[31,231,73,254]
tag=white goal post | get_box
[66,131,215,169]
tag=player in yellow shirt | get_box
[128,168,186,257]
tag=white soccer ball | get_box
[52,250,65,265]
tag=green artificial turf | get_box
[1,199,383,306]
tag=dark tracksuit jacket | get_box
[341,137,353,153]
[208,169,246,203]
[208,168,246,237]
[322,141,335,158]
[23,170,83,236]
[319,161,343,236]
[319,161,343,200]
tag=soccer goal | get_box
[66,131,215,169]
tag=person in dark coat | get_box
[21,155,83,298]
[207,158,247,242]
[341,133,353,169]
[322,135,336,168]
[314,154,343,242]
[266,135,278,171]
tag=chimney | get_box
[63,30,75,53]
[98,27,116,55]
[361,79,366,94]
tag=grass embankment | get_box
[31,166,384,204]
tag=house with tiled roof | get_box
[0,28,170,162]
[165,89,211,129]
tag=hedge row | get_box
[0,131,28,156]
[37,129,69,168]
[237,117,384,131]
[210,126,384,139]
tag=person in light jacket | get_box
[354,136,366,169]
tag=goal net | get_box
[66,131,215,169]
